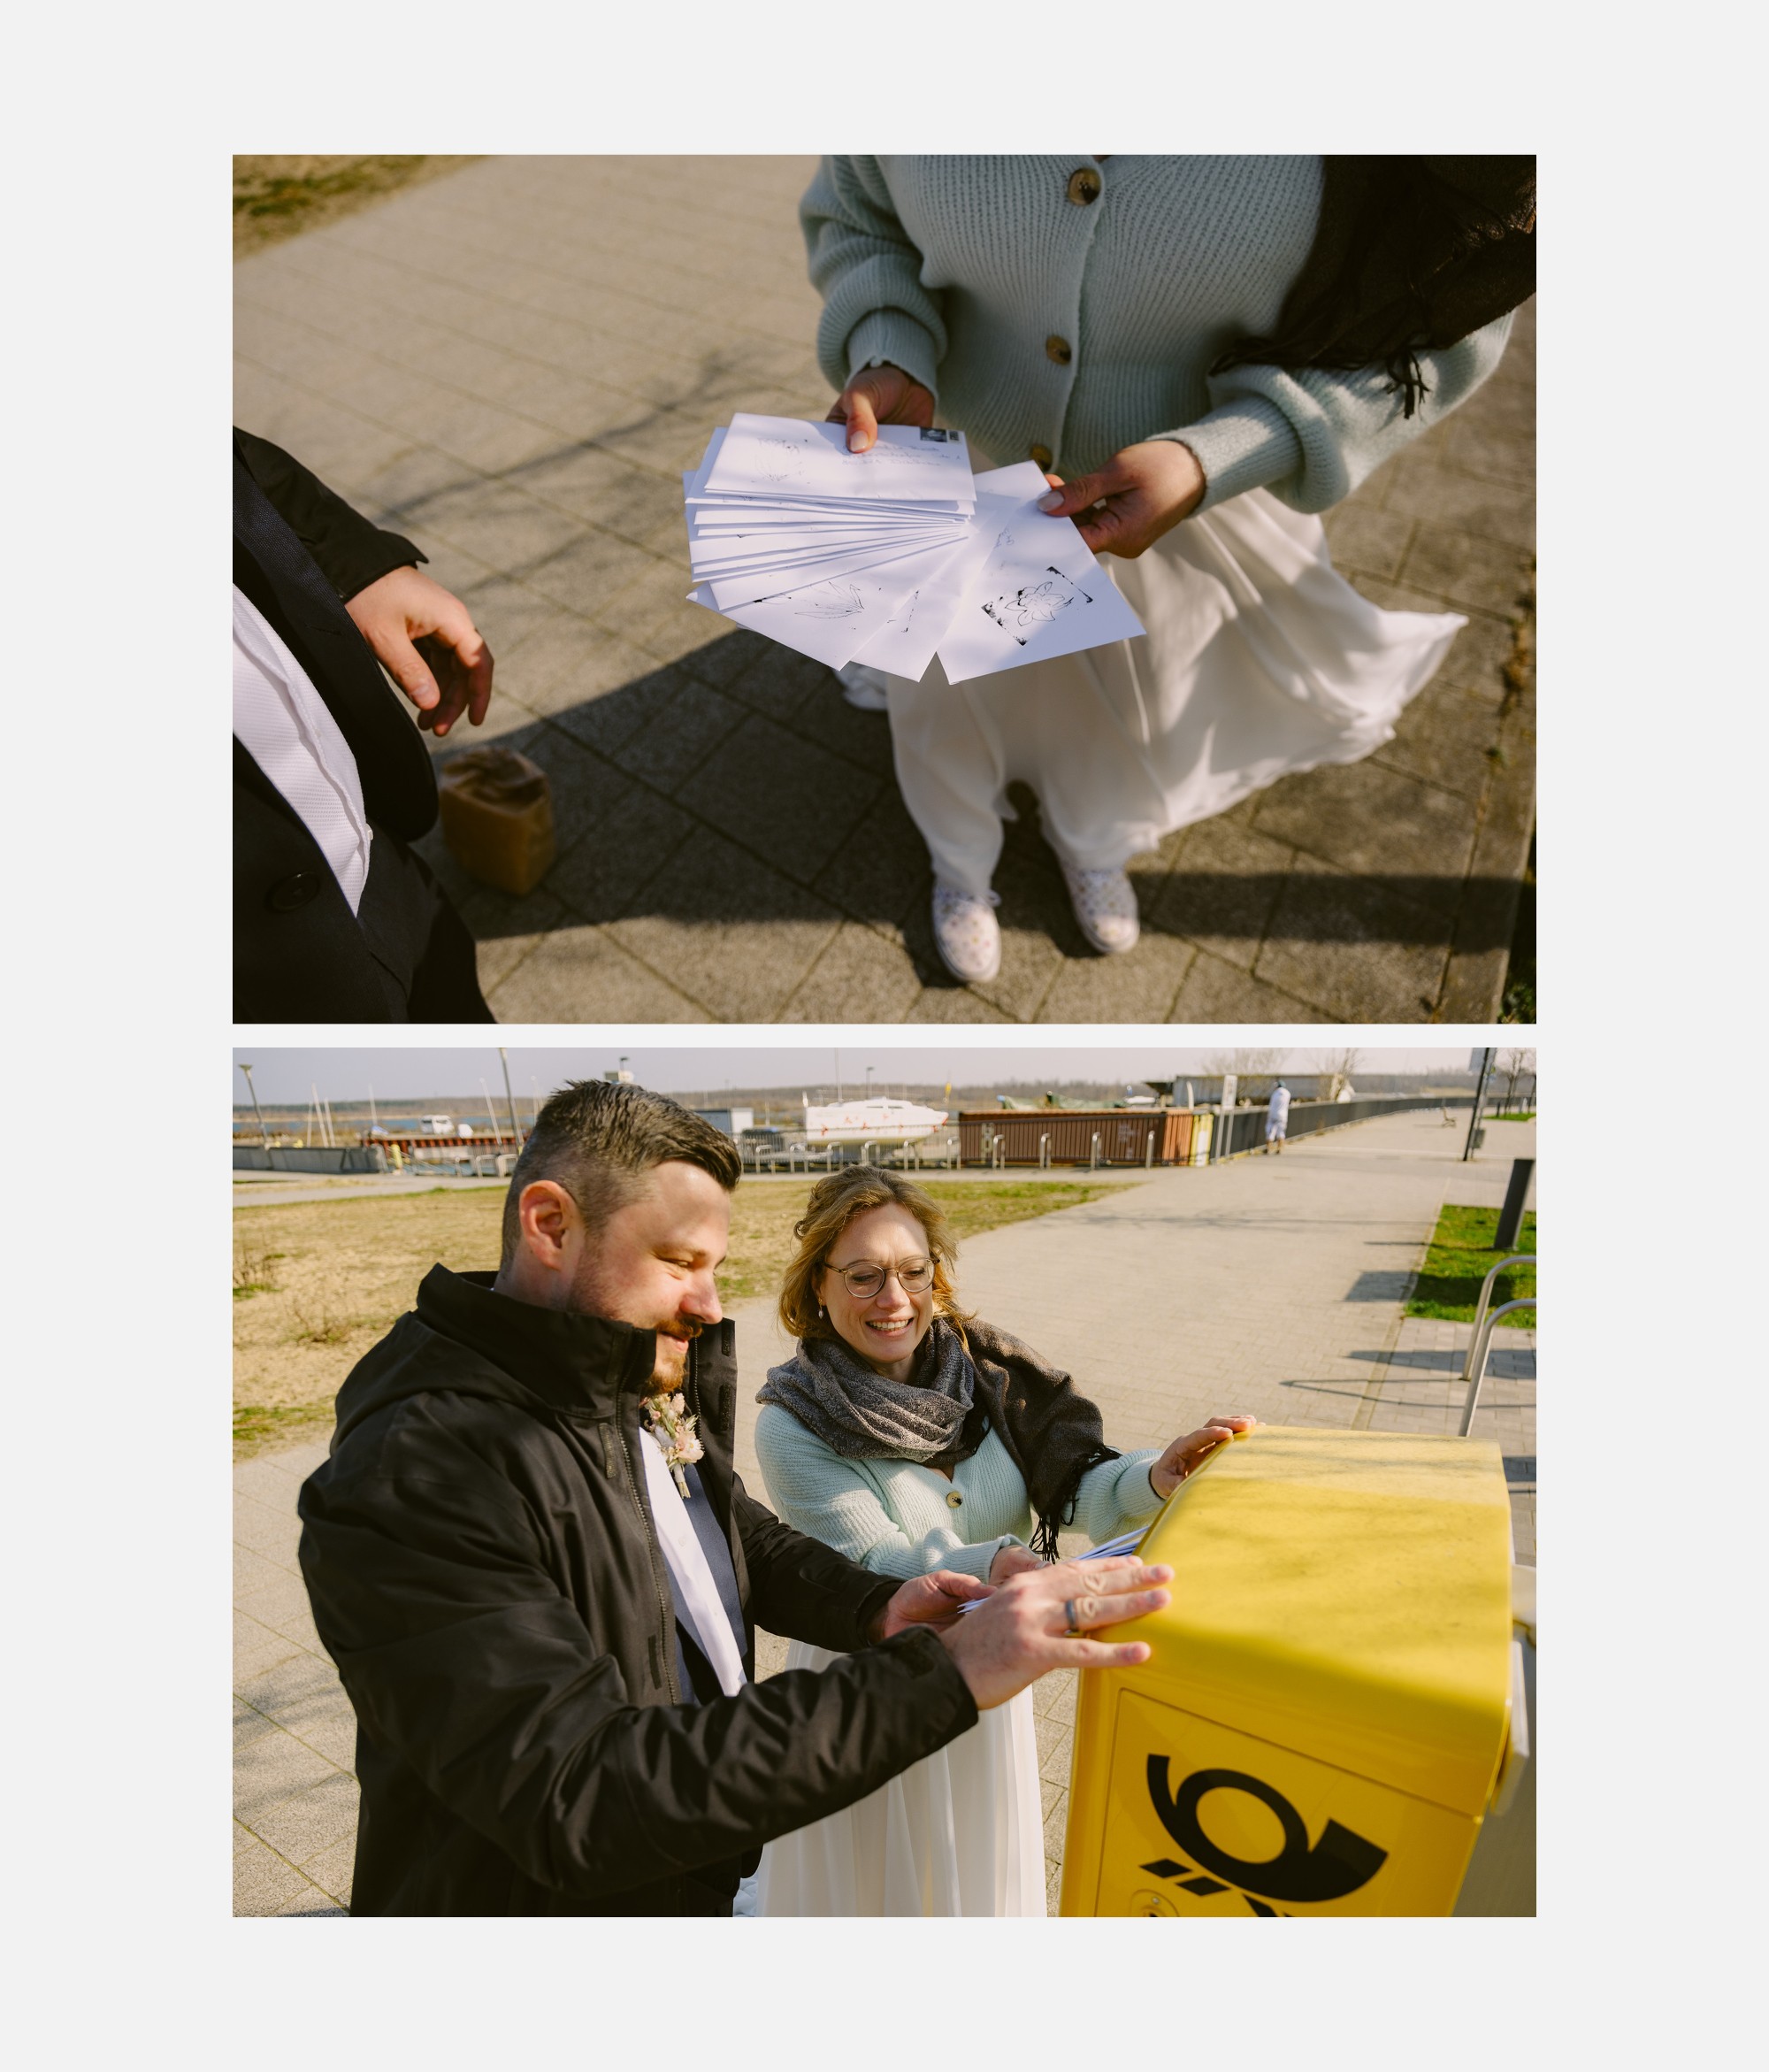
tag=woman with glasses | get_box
[748,1163,1252,1916]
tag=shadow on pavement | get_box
[429,630,1528,971]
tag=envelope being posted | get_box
[936,494,1146,685]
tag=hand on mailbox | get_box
[1149,1416,1258,1501]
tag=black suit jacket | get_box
[298,1272,976,1915]
[233,430,443,1019]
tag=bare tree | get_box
[1496,1047,1536,1115]
[1313,1047,1363,1101]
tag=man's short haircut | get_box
[500,1080,741,1268]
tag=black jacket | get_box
[233,430,446,1020]
[297,1269,979,1915]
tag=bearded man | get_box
[297,1079,1169,1915]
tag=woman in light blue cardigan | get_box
[750,1163,1251,1916]
[800,156,1528,981]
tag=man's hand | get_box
[869,1568,993,1642]
[345,565,494,738]
[1035,440,1206,557]
[826,364,936,454]
[1149,1416,1258,1501]
[938,1556,1172,1711]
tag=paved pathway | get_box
[234,157,1535,1023]
[234,1109,1534,1915]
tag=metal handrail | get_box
[1459,1255,1535,1383]
[1459,1291,1538,1436]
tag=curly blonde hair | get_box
[777,1165,972,1345]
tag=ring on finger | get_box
[1064,1598,1081,1634]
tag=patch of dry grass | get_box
[234,156,481,258]
[232,1177,1135,1458]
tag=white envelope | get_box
[704,412,976,507]
[845,491,1019,682]
[936,489,1145,683]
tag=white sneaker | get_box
[835,661,891,710]
[1059,859,1141,955]
[931,880,1002,984]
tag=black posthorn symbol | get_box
[1145,1761,1388,1906]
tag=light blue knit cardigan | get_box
[800,155,1513,513]
[755,1402,1162,1584]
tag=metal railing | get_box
[1211,1094,1474,1163]
[1458,1254,1537,1437]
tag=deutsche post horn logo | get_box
[1142,1760,1388,1915]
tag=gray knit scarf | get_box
[757,1317,978,1463]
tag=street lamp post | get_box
[497,1048,525,1148]
[1463,1048,1495,1162]
[239,1062,268,1147]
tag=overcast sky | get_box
[231,1044,1487,1106]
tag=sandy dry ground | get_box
[234,156,481,258]
[233,1176,1135,1455]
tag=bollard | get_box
[1039,1132,1050,1170]
[1145,1128,1155,1169]
[1091,1132,1101,1171]
[1494,1159,1535,1252]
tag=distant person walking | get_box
[801,156,1535,982]
[1265,1081,1291,1154]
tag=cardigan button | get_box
[946,1490,963,1508]
[1045,334,1073,366]
[1029,443,1053,471]
[266,871,321,913]
[1066,167,1102,206]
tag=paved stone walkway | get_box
[234,157,1535,1023]
[234,1109,1533,1915]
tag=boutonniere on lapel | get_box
[644,1391,705,1498]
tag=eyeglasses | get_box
[824,1256,935,1300]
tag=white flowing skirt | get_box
[883,486,1465,895]
[752,1638,1047,1916]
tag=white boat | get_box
[801,1095,948,1146]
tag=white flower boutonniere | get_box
[644,1391,705,1498]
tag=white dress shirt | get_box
[233,585,372,914]
[638,1427,747,1699]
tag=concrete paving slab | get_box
[300,1837,358,1908]
[234,1730,342,1826]
[235,1830,320,1916]
[235,159,1535,1022]
[251,1772,362,1869]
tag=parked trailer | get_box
[361,1131,523,1156]
[958,1109,1206,1168]
[233,1146,389,1175]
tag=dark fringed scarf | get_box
[1212,156,1536,419]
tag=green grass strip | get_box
[1405,1202,1536,1324]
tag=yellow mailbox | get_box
[1059,1425,1525,1917]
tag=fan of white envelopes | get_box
[682,413,1144,684]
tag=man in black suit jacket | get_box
[234,428,497,1021]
